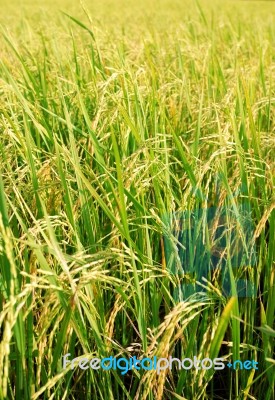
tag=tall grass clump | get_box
[0,0,274,399]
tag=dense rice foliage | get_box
[0,0,274,399]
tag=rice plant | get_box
[0,0,274,399]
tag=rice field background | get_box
[0,0,274,399]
